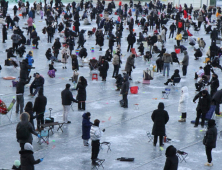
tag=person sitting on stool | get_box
[164,69,180,85]
[29,73,44,97]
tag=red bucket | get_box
[130,86,139,94]
[175,48,180,54]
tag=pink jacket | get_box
[27,17,33,26]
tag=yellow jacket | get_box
[176,34,182,40]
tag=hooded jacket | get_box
[193,90,211,113]
[170,69,180,80]
[164,145,179,170]
[178,86,189,113]
[120,74,129,94]
[182,52,189,66]
[203,120,217,148]
[125,54,135,72]
[82,113,92,140]
[33,90,47,113]
[163,53,172,63]
[209,75,219,92]
[19,143,41,170]
[16,113,38,144]
[151,103,169,136]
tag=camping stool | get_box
[176,150,188,163]
[146,131,153,142]
[37,129,49,145]
[92,73,98,81]
[134,104,139,110]
[162,88,171,99]
[91,159,105,170]
[100,142,111,153]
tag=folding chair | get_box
[100,142,111,153]
[176,150,188,163]
[162,88,171,99]
[37,129,49,145]
[0,99,16,124]
[146,131,153,142]
[91,159,105,170]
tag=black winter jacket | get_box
[31,76,44,87]
[193,90,211,113]
[127,33,136,44]
[120,74,129,94]
[212,89,222,103]
[33,95,47,113]
[19,150,40,170]
[203,126,217,148]
[16,77,31,94]
[76,83,87,101]
[151,103,169,136]
[61,88,78,105]
[164,145,178,170]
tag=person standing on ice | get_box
[178,86,189,122]
[120,74,129,108]
[163,145,178,170]
[82,112,92,146]
[203,119,217,167]
[151,102,169,147]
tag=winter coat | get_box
[78,31,85,46]
[151,103,169,136]
[198,39,206,48]
[99,60,109,77]
[204,64,213,75]
[120,74,129,94]
[209,77,219,92]
[61,88,78,105]
[116,74,123,87]
[72,57,79,70]
[19,60,31,80]
[97,33,104,47]
[163,53,172,63]
[127,33,136,45]
[31,76,44,88]
[164,145,179,170]
[61,47,70,63]
[105,50,112,61]
[25,108,36,128]
[82,113,92,140]
[112,54,121,66]
[16,78,31,94]
[197,15,203,22]
[11,34,21,43]
[19,143,40,170]
[79,48,87,59]
[16,113,38,144]
[25,54,34,67]
[193,90,211,113]
[212,89,222,103]
[170,24,176,32]
[90,125,103,141]
[125,54,135,72]
[161,29,166,41]
[203,126,217,148]
[76,83,87,101]
[182,54,189,66]
[175,34,182,40]
[211,29,218,40]
[138,44,144,54]
[33,95,47,113]
[178,86,189,113]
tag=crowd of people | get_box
[0,0,222,169]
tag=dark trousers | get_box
[78,101,85,110]
[27,26,33,35]
[13,43,18,50]
[182,112,187,118]
[165,79,173,85]
[127,44,133,52]
[195,109,206,126]
[157,64,162,72]
[176,40,180,47]
[37,113,44,129]
[48,33,52,43]
[91,140,100,161]
[210,90,217,98]
[30,85,42,96]
[117,40,121,46]
[198,21,202,28]
[122,94,128,107]
[182,65,187,76]
[109,45,113,54]
[215,101,220,115]
[154,135,163,145]
[194,73,198,79]
[113,65,119,77]
[127,71,132,77]
[169,31,174,38]
[206,147,213,163]
[195,83,202,91]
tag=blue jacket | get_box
[28,11,33,18]
[82,113,92,140]
[26,54,34,67]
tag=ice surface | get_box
[0,2,222,170]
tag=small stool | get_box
[134,104,139,110]
[92,73,98,81]
[176,150,188,163]
[146,131,153,142]
[100,142,111,153]
[92,159,105,170]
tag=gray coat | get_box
[16,113,38,144]
[182,54,189,66]
[162,53,172,63]
[125,54,135,72]
[120,74,129,94]
[198,15,203,22]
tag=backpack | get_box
[16,123,30,140]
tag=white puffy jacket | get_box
[178,86,189,113]
[90,125,103,141]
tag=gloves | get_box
[102,129,105,132]
[40,158,44,162]
[38,134,41,138]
